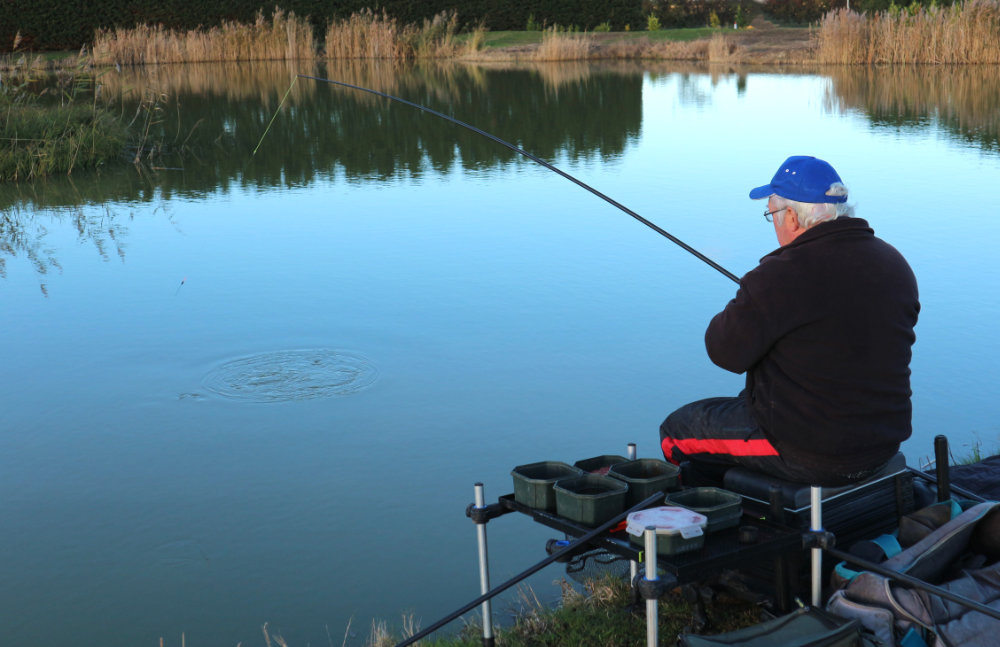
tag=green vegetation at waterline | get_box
[0,62,172,181]
[1,96,128,181]
[361,576,762,647]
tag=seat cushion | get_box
[723,452,907,510]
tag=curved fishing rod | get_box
[297,74,740,285]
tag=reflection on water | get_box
[2,59,1000,647]
[0,203,127,295]
[827,65,1000,152]
[0,59,642,211]
[1,59,643,288]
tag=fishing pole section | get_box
[293,73,740,285]
[411,485,670,647]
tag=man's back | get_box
[706,217,919,474]
[660,156,919,487]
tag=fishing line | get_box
[252,76,298,157]
[294,73,741,285]
[252,77,743,644]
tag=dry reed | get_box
[368,614,419,647]
[407,11,462,58]
[324,9,407,59]
[819,1,1000,64]
[324,10,471,59]
[92,8,316,66]
[641,39,711,61]
[533,27,594,61]
[707,33,736,62]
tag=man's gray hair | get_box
[773,182,854,228]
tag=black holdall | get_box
[678,606,877,647]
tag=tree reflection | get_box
[826,65,1000,152]
[0,202,127,295]
[6,61,1000,290]
[1,59,643,286]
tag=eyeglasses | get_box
[763,207,786,223]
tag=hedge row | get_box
[645,0,750,27]
[1,0,646,51]
[763,0,960,24]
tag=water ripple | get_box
[202,349,378,402]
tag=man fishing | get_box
[660,156,920,487]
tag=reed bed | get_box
[92,8,316,66]
[707,33,736,62]
[324,10,408,59]
[324,10,483,59]
[818,1,1000,64]
[533,27,593,61]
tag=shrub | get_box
[645,0,749,29]
[764,0,838,23]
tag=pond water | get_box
[2,59,999,647]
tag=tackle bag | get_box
[826,500,1000,647]
[677,606,877,646]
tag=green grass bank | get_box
[352,576,762,647]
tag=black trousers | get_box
[659,396,882,486]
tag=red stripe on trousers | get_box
[661,436,780,460]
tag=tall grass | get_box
[92,8,316,66]
[324,10,482,59]
[707,33,735,62]
[1,69,130,181]
[533,27,593,60]
[819,1,1000,64]
[324,10,408,59]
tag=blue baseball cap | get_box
[749,156,848,203]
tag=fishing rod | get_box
[392,490,667,647]
[296,74,740,285]
[278,75,740,646]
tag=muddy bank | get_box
[476,20,818,66]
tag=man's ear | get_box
[785,207,802,232]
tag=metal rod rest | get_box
[473,484,495,647]
[644,527,659,647]
[810,485,823,607]
[628,442,640,584]
[393,490,668,647]
[934,435,951,502]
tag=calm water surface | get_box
[2,60,999,647]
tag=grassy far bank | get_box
[475,26,726,49]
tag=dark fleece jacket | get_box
[705,217,919,475]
